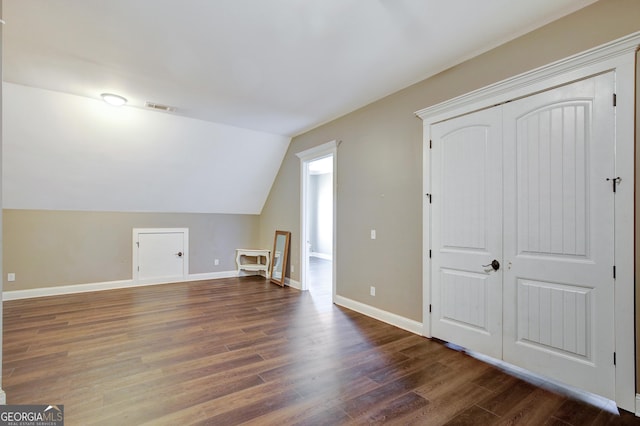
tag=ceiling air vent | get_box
[145,101,176,112]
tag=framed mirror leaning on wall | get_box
[270,230,291,287]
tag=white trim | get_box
[416,31,640,123]
[295,140,338,161]
[132,227,189,282]
[334,295,423,335]
[611,47,637,413]
[296,140,337,301]
[0,390,6,405]
[636,394,640,417]
[4,279,135,300]
[422,124,432,339]
[416,32,640,412]
[284,277,301,290]
[2,270,239,301]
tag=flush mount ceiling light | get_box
[101,93,127,107]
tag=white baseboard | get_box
[285,277,301,290]
[334,295,423,335]
[635,394,640,417]
[3,270,241,301]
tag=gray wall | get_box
[3,210,259,291]
[259,0,640,322]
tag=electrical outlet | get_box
[370,286,376,296]
[214,259,220,266]
[370,229,376,239]
[7,273,15,282]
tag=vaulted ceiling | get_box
[3,0,597,137]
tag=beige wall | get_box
[3,210,259,290]
[260,0,640,322]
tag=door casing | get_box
[296,140,337,297]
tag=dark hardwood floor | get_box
[3,276,639,425]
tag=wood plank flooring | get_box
[3,276,639,425]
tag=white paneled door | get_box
[502,73,615,399]
[430,107,503,359]
[430,72,615,399]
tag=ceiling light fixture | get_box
[101,93,127,107]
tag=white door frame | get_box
[296,141,338,298]
[132,227,189,283]
[416,32,639,411]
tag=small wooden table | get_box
[235,249,271,279]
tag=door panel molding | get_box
[417,32,640,410]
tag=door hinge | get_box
[426,193,432,203]
[429,249,432,259]
[429,304,432,313]
[613,93,617,107]
[613,265,616,279]
[606,177,620,193]
[136,241,140,247]
[137,266,140,272]
[614,352,616,365]
[429,140,432,149]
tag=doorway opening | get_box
[306,156,333,300]
[297,141,337,304]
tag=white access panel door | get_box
[134,228,188,282]
[430,107,503,359]
[502,73,615,399]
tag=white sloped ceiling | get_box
[3,83,290,214]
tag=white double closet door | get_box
[430,72,615,399]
